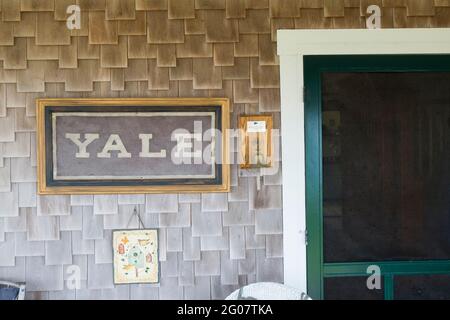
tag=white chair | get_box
[225,282,312,300]
[0,281,26,300]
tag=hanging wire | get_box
[126,206,146,229]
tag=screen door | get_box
[305,55,450,300]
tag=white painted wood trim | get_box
[277,28,450,294]
[278,28,450,56]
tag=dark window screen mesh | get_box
[394,274,450,300]
[322,72,450,263]
[324,276,384,300]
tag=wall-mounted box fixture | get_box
[239,115,273,169]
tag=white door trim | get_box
[277,28,450,293]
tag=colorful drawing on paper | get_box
[113,229,159,284]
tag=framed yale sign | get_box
[36,98,230,194]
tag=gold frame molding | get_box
[36,98,230,195]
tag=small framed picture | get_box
[239,115,273,169]
[112,229,159,284]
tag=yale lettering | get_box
[65,133,172,159]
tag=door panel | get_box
[322,72,450,263]
[395,275,450,300]
[324,276,384,300]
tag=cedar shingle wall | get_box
[0,0,447,300]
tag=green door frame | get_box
[304,54,450,300]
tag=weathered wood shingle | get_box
[147,10,184,43]
[36,12,71,46]
[89,11,118,45]
[205,10,239,43]
[2,0,21,22]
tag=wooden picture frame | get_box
[239,115,273,169]
[36,98,230,195]
[112,229,160,285]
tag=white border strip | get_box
[52,112,216,181]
